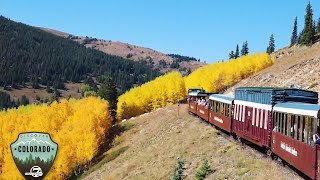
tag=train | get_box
[187,87,320,179]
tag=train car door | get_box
[245,107,253,135]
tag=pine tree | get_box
[229,50,235,59]
[51,88,60,102]
[187,68,192,75]
[266,34,275,54]
[290,17,298,46]
[234,44,239,59]
[317,17,320,34]
[313,20,316,37]
[299,2,314,45]
[20,95,29,106]
[98,77,118,111]
[241,41,249,56]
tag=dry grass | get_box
[226,43,320,103]
[1,82,82,103]
[82,104,302,180]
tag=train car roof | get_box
[236,86,315,92]
[273,102,320,118]
[209,94,234,104]
[235,86,318,104]
[188,91,212,97]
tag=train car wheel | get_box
[266,149,272,157]
[277,157,286,167]
[236,136,242,144]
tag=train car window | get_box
[287,114,291,137]
[304,116,310,144]
[276,112,280,132]
[280,113,285,134]
[226,103,229,117]
[302,116,306,143]
[272,112,276,131]
[284,114,288,136]
[276,112,279,132]
[226,104,229,117]
[279,112,282,133]
[294,115,298,140]
[305,117,313,144]
[221,103,225,115]
[297,116,302,141]
[281,113,285,134]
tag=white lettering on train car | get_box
[200,110,205,114]
[280,142,298,156]
[214,117,223,123]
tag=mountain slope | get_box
[41,28,205,74]
[226,43,320,103]
[0,16,160,93]
[81,104,300,180]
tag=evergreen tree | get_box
[234,44,239,59]
[98,77,118,111]
[241,41,249,56]
[84,77,98,92]
[290,17,298,46]
[0,16,161,94]
[20,95,29,106]
[170,158,185,180]
[266,34,275,54]
[313,20,316,37]
[317,17,320,33]
[187,68,192,75]
[0,91,15,110]
[299,2,314,45]
[51,89,60,102]
[228,50,235,59]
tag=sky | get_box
[1,0,320,63]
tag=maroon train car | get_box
[233,100,273,147]
[272,102,320,179]
[188,90,200,114]
[187,90,211,121]
[208,94,234,132]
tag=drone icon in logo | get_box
[25,166,43,178]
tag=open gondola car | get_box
[272,102,320,179]
[188,89,204,115]
[208,94,234,132]
[188,90,212,121]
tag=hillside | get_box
[41,28,205,74]
[0,16,160,93]
[226,43,320,102]
[81,104,300,180]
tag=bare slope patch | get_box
[82,104,301,180]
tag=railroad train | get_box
[187,87,320,179]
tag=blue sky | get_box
[1,0,319,63]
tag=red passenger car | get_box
[233,100,273,147]
[208,94,234,132]
[272,102,320,179]
[187,90,211,121]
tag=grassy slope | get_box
[82,104,301,180]
[226,44,320,103]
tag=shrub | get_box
[170,158,185,180]
[195,160,210,180]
